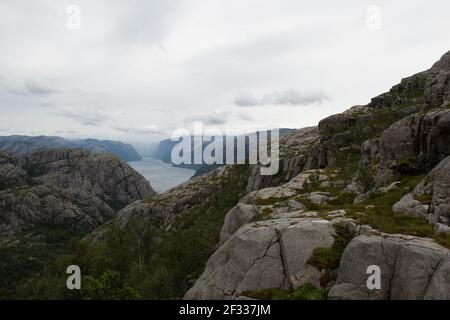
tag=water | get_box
[128,157,195,193]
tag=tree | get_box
[82,270,140,300]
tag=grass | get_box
[251,207,273,221]
[307,224,353,271]
[242,283,327,300]
[414,193,432,204]
[251,196,288,206]
[345,175,434,237]
[434,232,450,249]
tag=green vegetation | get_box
[355,165,375,193]
[307,224,353,271]
[82,271,140,300]
[0,227,76,296]
[1,165,250,299]
[434,232,450,249]
[242,283,327,300]
[414,193,433,204]
[346,175,433,237]
[251,207,273,221]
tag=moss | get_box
[251,207,273,222]
[342,175,434,237]
[434,232,450,249]
[242,283,327,300]
[252,196,286,206]
[414,193,433,204]
[307,224,353,270]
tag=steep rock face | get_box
[362,109,450,184]
[185,218,337,300]
[0,148,155,235]
[246,127,320,192]
[393,156,450,227]
[0,185,114,234]
[329,234,450,300]
[317,51,449,171]
[28,148,154,204]
[0,151,27,189]
[424,50,450,108]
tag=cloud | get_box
[24,80,59,96]
[186,110,231,126]
[234,89,330,107]
[233,92,260,107]
[113,124,165,135]
[0,78,60,96]
[238,111,253,121]
[55,109,106,126]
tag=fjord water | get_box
[128,157,195,193]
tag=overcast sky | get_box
[0,0,449,143]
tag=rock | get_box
[185,218,336,299]
[424,50,450,108]
[246,127,320,192]
[393,156,450,226]
[363,108,450,185]
[220,204,258,244]
[378,181,401,194]
[435,223,450,234]
[0,148,155,235]
[307,192,333,205]
[116,165,247,227]
[329,234,450,300]
[424,258,450,300]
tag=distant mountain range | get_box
[151,128,296,176]
[0,135,142,162]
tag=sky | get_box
[0,0,449,143]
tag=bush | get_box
[355,165,375,193]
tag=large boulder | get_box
[393,156,450,227]
[362,108,450,185]
[185,218,337,300]
[329,234,450,300]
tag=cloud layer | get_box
[0,0,449,142]
[234,89,329,107]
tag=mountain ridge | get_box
[0,135,142,162]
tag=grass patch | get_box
[434,232,450,249]
[251,207,273,221]
[242,283,327,300]
[307,224,353,271]
[345,175,433,237]
[414,193,432,204]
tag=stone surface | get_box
[185,218,336,300]
[329,234,450,300]
[0,148,155,235]
[393,156,450,226]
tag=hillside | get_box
[0,50,449,300]
[0,136,142,162]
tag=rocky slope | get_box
[183,50,450,300]
[2,51,449,300]
[0,148,155,235]
[0,135,142,162]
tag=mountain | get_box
[1,50,450,300]
[0,148,155,236]
[152,128,296,176]
[0,135,142,162]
